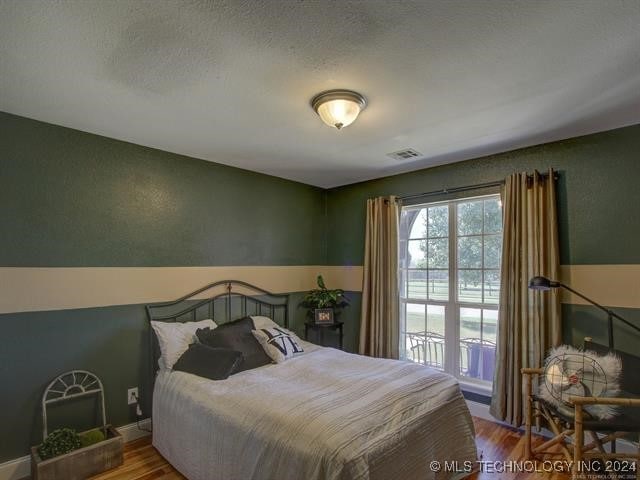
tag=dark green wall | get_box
[326,124,640,266]
[0,297,315,462]
[0,112,326,267]
[0,112,327,462]
[327,124,640,357]
[2,110,640,462]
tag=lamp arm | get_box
[558,283,640,334]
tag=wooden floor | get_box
[90,417,569,480]
[470,417,569,480]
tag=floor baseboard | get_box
[0,419,151,480]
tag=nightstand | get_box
[304,321,344,349]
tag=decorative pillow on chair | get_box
[196,317,271,372]
[539,344,622,420]
[252,326,304,363]
[173,343,243,381]
[151,319,217,370]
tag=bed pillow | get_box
[251,316,304,344]
[196,317,271,372]
[151,319,217,370]
[172,343,243,381]
[252,326,304,363]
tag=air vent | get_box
[387,148,423,161]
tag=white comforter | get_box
[153,344,477,480]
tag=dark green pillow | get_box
[173,343,243,380]
[196,317,271,372]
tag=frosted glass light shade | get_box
[317,99,361,130]
[311,90,367,130]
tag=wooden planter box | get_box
[30,425,123,480]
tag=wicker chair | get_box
[522,340,640,479]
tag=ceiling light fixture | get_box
[311,89,367,130]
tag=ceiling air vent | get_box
[387,148,422,161]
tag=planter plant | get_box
[31,426,122,480]
[300,275,350,322]
[37,428,82,460]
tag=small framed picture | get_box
[314,308,334,325]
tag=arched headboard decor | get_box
[144,280,290,409]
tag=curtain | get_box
[359,196,400,359]
[490,169,562,426]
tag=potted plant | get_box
[31,426,122,480]
[300,275,350,324]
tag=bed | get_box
[146,281,477,480]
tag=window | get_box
[399,194,502,387]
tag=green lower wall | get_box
[0,292,323,461]
[562,304,640,353]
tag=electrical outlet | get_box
[127,387,138,405]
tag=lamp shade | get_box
[528,276,560,290]
[311,90,367,130]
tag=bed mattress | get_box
[153,344,477,480]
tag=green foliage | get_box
[300,275,350,318]
[415,199,502,286]
[78,428,106,448]
[415,205,449,269]
[38,428,82,460]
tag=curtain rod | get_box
[398,180,503,202]
[397,171,558,202]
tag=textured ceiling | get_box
[1,1,639,188]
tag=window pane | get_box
[428,205,449,238]
[406,303,425,333]
[408,240,427,268]
[484,198,502,234]
[428,270,449,301]
[460,308,497,382]
[483,309,498,344]
[483,270,500,304]
[427,238,448,268]
[404,303,426,364]
[409,209,427,239]
[460,307,481,377]
[458,270,482,303]
[457,236,482,268]
[424,304,446,369]
[457,201,483,235]
[427,304,445,336]
[460,307,482,341]
[484,234,502,269]
[407,270,427,299]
